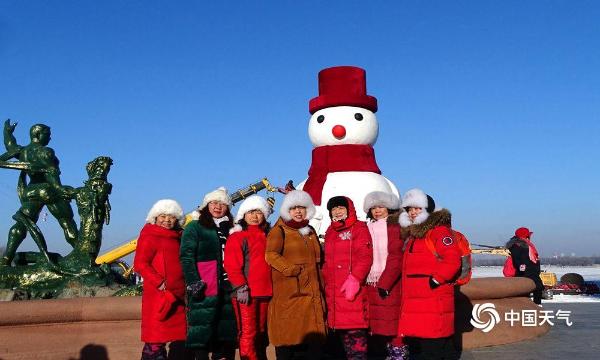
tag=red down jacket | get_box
[224,224,273,297]
[134,223,187,343]
[366,215,404,336]
[398,209,462,339]
[322,197,373,329]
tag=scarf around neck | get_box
[366,218,388,285]
[523,238,540,263]
[284,219,309,230]
[303,144,381,205]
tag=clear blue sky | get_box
[1,1,599,258]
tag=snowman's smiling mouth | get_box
[332,125,346,140]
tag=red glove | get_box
[340,274,360,301]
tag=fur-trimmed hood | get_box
[279,190,316,221]
[506,236,528,249]
[400,208,451,239]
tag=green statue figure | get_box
[60,156,113,272]
[0,120,78,266]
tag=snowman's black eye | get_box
[317,115,325,123]
[354,113,363,121]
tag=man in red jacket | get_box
[398,189,461,360]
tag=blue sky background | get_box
[0,1,598,258]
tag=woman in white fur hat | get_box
[397,189,461,360]
[134,199,190,359]
[223,195,272,360]
[265,190,326,360]
[363,191,409,360]
[180,187,237,360]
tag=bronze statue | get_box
[60,156,113,272]
[0,120,78,266]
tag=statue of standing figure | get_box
[0,120,78,266]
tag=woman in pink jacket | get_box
[322,196,373,360]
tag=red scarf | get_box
[303,144,381,205]
[523,238,540,263]
[284,219,309,229]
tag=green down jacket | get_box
[180,220,237,348]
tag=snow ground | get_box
[472,265,600,303]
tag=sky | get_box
[0,1,599,259]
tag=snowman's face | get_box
[308,106,378,147]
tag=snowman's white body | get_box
[298,105,400,237]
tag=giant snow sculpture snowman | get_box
[297,66,400,236]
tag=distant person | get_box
[505,227,543,304]
[134,199,191,360]
[180,187,237,360]
[224,195,273,360]
[398,189,461,360]
[322,196,373,360]
[363,191,408,360]
[265,190,327,360]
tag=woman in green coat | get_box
[180,187,237,360]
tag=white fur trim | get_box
[229,224,243,234]
[299,226,312,236]
[399,210,430,227]
[146,199,185,226]
[200,186,231,209]
[401,188,428,209]
[234,195,271,224]
[190,209,200,220]
[363,191,400,213]
[279,190,316,221]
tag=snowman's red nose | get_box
[332,125,346,139]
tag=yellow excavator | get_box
[95,178,285,280]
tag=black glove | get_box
[236,284,250,305]
[378,287,390,299]
[429,276,440,289]
[186,280,207,298]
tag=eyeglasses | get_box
[208,201,227,208]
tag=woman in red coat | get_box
[134,199,190,360]
[322,196,373,360]
[362,191,408,360]
[398,189,461,360]
[223,195,273,360]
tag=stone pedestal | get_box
[0,277,549,359]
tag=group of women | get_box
[134,186,462,360]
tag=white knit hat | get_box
[234,195,271,224]
[279,190,316,221]
[363,191,401,213]
[200,186,232,210]
[145,199,185,226]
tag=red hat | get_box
[309,66,378,114]
[515,227,533,239]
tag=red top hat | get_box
[309,66,378,114]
